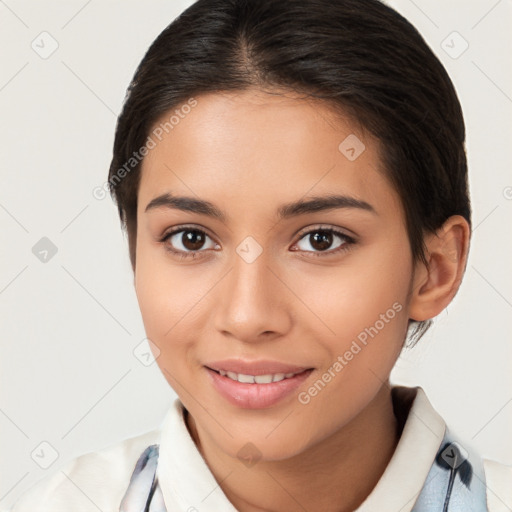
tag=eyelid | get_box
[160,223,215,240]
[295,223,357,241]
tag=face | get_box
[134,88,414,461]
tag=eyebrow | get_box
[144,192,376,221]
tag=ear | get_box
[408,215,471,322]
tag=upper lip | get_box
[205,359,312,376]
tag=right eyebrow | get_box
[145,193,227,222]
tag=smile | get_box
[205,367,314,409]
[215,369,303,384]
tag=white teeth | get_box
[254,374,273,384]
[218,370,303,383]
[237,373,255,384]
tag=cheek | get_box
[134,244,215,383]
[135,233,191,328]
[290,241,412,346]
[292,270,410,436]
[135,270,191,392]
[289,239,412,417]
[134,246,188,351]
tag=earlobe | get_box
[408,215,470,322]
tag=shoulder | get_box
[8,428,160,512]
[484,458,512,512]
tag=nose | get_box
[212,244,293,344]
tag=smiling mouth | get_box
[207,367,312,384]
[205,366,315,409]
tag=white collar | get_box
[357,386,445,511]
[157,398,239,511]
[157,386,445,512]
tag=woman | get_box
[9,0,511,510]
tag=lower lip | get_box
[205,367,314,409]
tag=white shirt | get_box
[7,386,512,512]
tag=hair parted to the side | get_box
[107,0,471,346]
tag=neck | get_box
[186,383,400,512]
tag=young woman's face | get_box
[135,89,414,460]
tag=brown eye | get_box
[308,231,334,251]
[180,230,206,251]
[294,228,355,256]
[161,227,218,256]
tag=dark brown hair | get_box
[107,0,471,344]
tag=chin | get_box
[216,426,313,464]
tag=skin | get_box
[133,88,470,512]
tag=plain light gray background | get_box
[1,0,511,509]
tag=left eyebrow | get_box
[277,194,377,218]
[144,192,377,221]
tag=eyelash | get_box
[159,225,356,260]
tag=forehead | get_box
[138,89,402,223]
